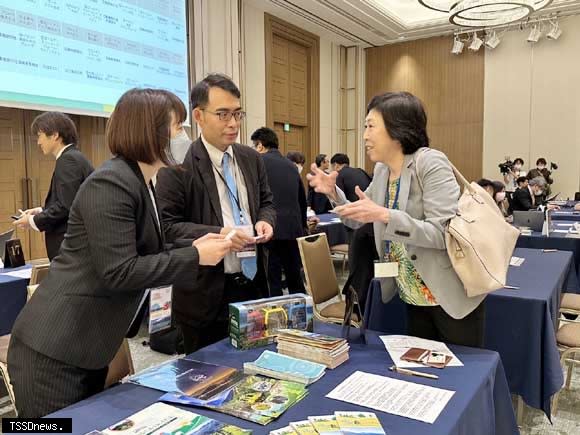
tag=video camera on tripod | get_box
[498,159,514,175]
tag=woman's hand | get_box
[193,233,233,266]
[333,186,390,224]
[306,164,338,200]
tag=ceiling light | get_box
[469,33,483,51]
[485,31,501,49]
[546,21,562,40]
[527,24,542,42]
[417,0,553,27]
[451,36,464,54]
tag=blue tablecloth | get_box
[0,265,31,335]
[516,220,580,285]
[364,248,575,418]
[551,210,580,221]
[313,213,348,246]
[44,323,518,435]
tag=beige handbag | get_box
[417,149,520,297]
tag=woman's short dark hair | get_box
[251,127,279,149]
[536,157,547,166]
[162,90,187,124]
[191,73,240,109]
[477,178,494,190]
[315,154,327,167]
[287,151,305,165]
[513,158,524,166]
[107,88,173,165]
[366,92,429,154]
[31,111,78,145]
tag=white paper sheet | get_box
[553,230,570,233]
[1,269,32,279]
[510,257,525,267]
[380,335,463,368]
[556,223,574,227]
[326,371,455,424]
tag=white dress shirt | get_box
[29,144,74,232]
[201,135,252,274]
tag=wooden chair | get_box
[297,233,359,327]
[30,262,50,286]
[552,323,580,415]
[330,244,349,275]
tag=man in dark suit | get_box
[308,154,332,214]
[156,74,276,353]
[330,153,376,309]
[13,112,93,260]
[252,127,306,296]
[511,176,546,211]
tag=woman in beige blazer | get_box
[308,92,486,347]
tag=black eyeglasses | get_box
[202,109,246,122]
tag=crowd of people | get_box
[7,73,577,418]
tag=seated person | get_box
[516,176,528,190]
[476,178,494,197]
[511,176,546,211]
[477,179,510,218]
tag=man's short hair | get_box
[528,176,547,188]
[31,111,78,145]
[315,154,327,167]
[286,151,305,165]
[536,158,547,166]
[516,176,528,185]
[513,157,524,166]
[107,88,173,165]
[330,153,349,166]
[250,127,279,149]
[190,73,240,109]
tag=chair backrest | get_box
[30,262,50,286]
[26,284,39,301]
[575,192,580,201]
[105,339,134,388]
[297,233,340,305]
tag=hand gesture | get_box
[333,186,389,224]
[306,164,338,198]
[193,233,232,266]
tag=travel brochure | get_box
[243,350,326,385]
[276,330,349,369]
[96,402,251,435]
[268,412,386,435]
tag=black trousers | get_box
[346,224,377,312]
[406,301,486,348]
[179,273,264,354]
[45,232,64,261]
[266,240,305,297]
[7,336,108,418]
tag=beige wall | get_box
[483,16,580,198]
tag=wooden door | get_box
[0,108,29,258]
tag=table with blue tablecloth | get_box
[551,210,580,222]
[43,323,518,435]
[364,248,576,418]
[0,265,31,335]
[516,220,580,285]
[313,213,348,246]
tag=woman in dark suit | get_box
[7,89,232,417]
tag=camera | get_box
[550,162,558,171]
[498,159,514,175]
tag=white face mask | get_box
[537,165,545,170]
[536,189,544,196]
[296,164,303,174]
[169,129,191,164]
[495,192,506,202]
[513,164,521,171]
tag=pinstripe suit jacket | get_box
[10,157,200,370]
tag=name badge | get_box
[374,262,399,278]
[235,224,257,258]
[149,285,172,334]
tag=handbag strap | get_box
[341,267,366,343]
[415,148,475,195]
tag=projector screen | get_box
[0,0,189,117]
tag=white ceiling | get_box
[250,0,580,46]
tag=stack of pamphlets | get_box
[94,402,251,435]
[243,350,326,385]
[276,329,349,369]
[269,412,386,435]
[126,358,308,425]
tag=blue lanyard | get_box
[383,179,401,259]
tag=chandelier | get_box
[418,1,553,27]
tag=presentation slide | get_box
[0,0,189,117]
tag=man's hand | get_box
[193,233,232,266]
[333,186,389,224]
[255,221,274,243]
[306,164,338,200]
[13,214,31,230]
[220,227,254,252]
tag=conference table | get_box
[516,220,580,285]
[43,322,518,435]
[364,248,576,418]
[0,264,31,335]
[551,209,580,222]
[313,213,348,246]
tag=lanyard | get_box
[212,160,247,225]
[383,179,401,259]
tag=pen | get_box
[503,285,520,290]
[542,249,558,253]
[389,365,439,380]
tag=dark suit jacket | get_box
[11,157,200,370]
[511,186,535,212]
[33,145,93,259]
[308,188,332,214]
[156,138,276,328]
[336,166,372,203]
[261,149,306,240]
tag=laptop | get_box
[0,228,15,262]
[513,211,545,232]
